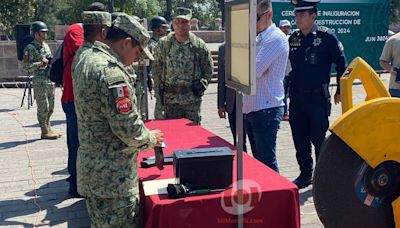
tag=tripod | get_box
[20,75,33,109]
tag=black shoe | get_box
[293,175,312,189]
[68,188,84,198]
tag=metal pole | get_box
[143,61,149,120]
[221,0,225,30]
[108,0,114,13]
[236,91,244,228]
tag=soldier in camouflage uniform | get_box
[131,16,150,119]
[152,7,214,124]
[72,11,111,70]
[22,21,60,139]
[149,16,169,119]
[73,14,164,227]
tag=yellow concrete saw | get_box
[313,57,400,227]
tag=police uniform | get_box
[22,21,59,139]
[152,7,214,125]
[288,1,346,188]
[73,14,157,227]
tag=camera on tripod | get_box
[394,67,400,82]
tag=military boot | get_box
[40,124,59,140]
[47,121,62,138]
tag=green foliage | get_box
[1,0,398,39]
[0,0,35,36]
[114,0,161,19]
[159,0,221,28]
[391,0,400,24]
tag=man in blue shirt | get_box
[288,0,347,188]
[243,0,288,172]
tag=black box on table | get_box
[173,147,234,190]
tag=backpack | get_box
[49,42,64,85]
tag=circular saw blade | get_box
[313,134,394,228]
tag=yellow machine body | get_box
[329,57,400,226]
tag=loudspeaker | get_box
[15,24,33,61]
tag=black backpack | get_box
[49,42,64,85]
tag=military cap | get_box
[82,11,112,26]
[113,14,154,60]
[173,7,192,21]
[291,0,320,12]
[111,12,125,22]
[132,15,144,23]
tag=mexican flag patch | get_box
[111,85,132,114]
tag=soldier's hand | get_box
[151,129,164,147]
[334,94,341,104]
[41,58,49,66]
[218,107,227,119]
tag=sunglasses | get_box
[256,10,269,22]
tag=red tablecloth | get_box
[139,119,300,228]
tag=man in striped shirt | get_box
[243,0,289,172]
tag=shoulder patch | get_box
[110,84,132,114]
[318,26,329,33]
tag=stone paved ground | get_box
[0,74,388,227]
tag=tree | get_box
[391,0,400,25]
[0,0,35,37]
[158,0,221,29]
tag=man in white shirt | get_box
[243,0,289,172]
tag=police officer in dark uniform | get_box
[288,0,347,188]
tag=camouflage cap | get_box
[82,11,112,27]
[113,14,154,60]
[173,7,192,21]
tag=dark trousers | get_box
[283,76,290,114]
[289,94,329,178]
[227,107,247,152]
[62,102,79,189]
[244,107,283,172]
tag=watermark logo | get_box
[220,179,262,215]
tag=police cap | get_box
[291,0,320,13]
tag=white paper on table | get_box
[142,178,176,196]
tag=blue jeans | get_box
[389,88,400,98]
[62,103,79,187]
[244,107,284,172]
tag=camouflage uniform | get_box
[22,40,55,132]
[72,11,112,71]
[132,64,146,119]
[73,14,156,227]
[149,36,165,119]
[152,32,214,124]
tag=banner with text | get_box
[272,0,390,70]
